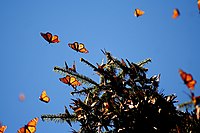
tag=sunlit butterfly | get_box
[0,126,7,133]
[198,0,200,13]
[65,61,76,72]
[17,117,38,133]
[179,69,196,90]
[68,42,89,53]
[134,8,144,17]
[59,75,81,89]
[40,32,60,44]
[172,8,180,19]
[39,90,50,103]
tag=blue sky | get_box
[0,0,200,132]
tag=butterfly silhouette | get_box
[179,69,196,90]
[17,117,38,133]
[39,90,50,103]
[40,32,60,44]
[68,42,89,53]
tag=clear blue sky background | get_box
[0,0,200,132]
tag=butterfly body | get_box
[39,90,50,103]
[40,32,60,44]
[68,42,89,53]
[179,69,196,90]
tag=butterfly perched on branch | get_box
[59,75,81,89]
[39,90,50,103]
[179,69,196,90]
[40,32,60,44]
[68,42,89,53]
[17,117,39,133]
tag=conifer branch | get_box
[54,66,100,87]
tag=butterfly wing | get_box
[134,8,144,17]
[17,118,38,133]
[0,126,7,133]
[59,75,71,85]
[51,35,60,43]
[68,42,79,51]
[78,43,89,53]
[198,0,200,12]
[172,8,180,19]
[39,90,50,103]
[69,76,81,88]
[40,32,52,43]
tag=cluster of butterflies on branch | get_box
[179,69,200,119]
[134,1,200,18]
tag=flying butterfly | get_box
[0,125,7,133]
[17,117,38,133]
[59,75,81,89]
[134,8,144,17]
[39,90,50,103]
[68,42,89,53]
[179,69,196,90]
[40,32,60,44]
[172,8,180,19]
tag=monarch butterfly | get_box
[59,75,81,89]
[39,90,50,103]
[65,61,76,72]
[134,8,144,17]
[40,32,60,44]
[17,117,38,133]
[0,125,7,133]
[68,42,89,53]
[179,69,196,90]
[172,8,180,19]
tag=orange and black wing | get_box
[59,75,71,85]
[59,75,81,88]
[172,8,180,19]
[134,8,144,17]
[40,32,60,43]
[68,42,79,51]
[68,42,89,53]
[198,0,200,13]
[39,90,50,103]
[179,69,196,90]
[69,76,81,88]
[0,126,7,133]
[17,117,38,133]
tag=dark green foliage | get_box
[41,50,200,133]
